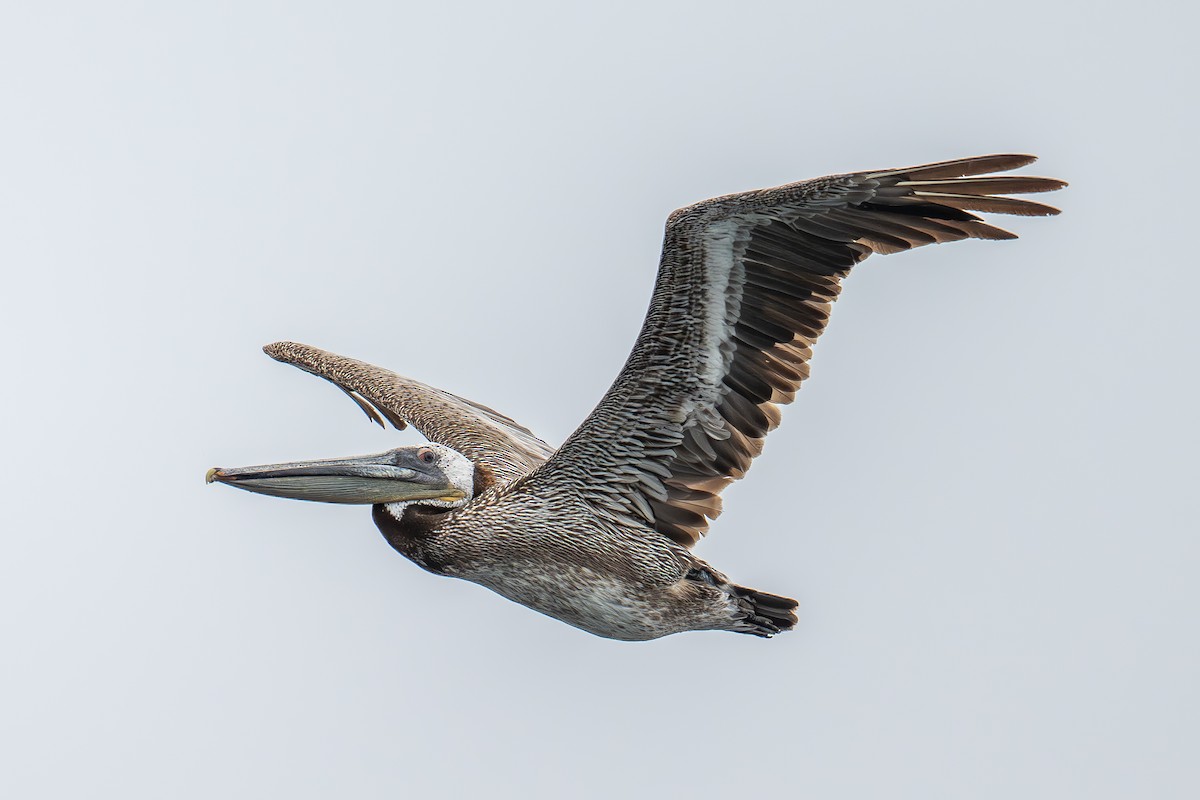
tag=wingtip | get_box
[263,341,319,364]
[262,340,288,359]
[976,153,1039,171]
[868,153,1047,181]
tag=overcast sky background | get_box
[2,2,1196,798]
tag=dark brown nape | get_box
[472,462,496,495]
[371,503,454,574]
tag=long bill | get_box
[206,448,466,505]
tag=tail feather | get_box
[731,585,798,638]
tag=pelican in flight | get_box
[209,154,1064,640]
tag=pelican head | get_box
[207,444,475,510]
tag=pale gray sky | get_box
[2,2,1196,798]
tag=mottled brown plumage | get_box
[214,154,1064,640]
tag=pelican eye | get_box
[417,448,437,465]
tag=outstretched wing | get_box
[529,154,1065,547]
[263,342,554,486]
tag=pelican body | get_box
[210,155,1064,640]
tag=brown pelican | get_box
[209,154,1064,640]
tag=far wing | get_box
[264,341,554,486]
[528,155,1065,547]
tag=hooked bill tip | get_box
[206,467,222,484]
